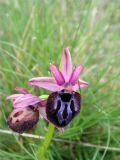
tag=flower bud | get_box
[7,106,39,133]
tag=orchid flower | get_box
[28,48,88,129]
[7,87,64,133]
[28,48,88,92]
[7,87,46,133]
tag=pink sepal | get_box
[61,48,72,82]
[6,94,23,100]
[28,77,60,92]
[13,94,41,109]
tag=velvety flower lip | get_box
[39,106,64,133]
[28,47,88,92]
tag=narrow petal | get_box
[69,64,84,85]
[13,94,41,109]
[28,77,60,92]
[49,64,65,85]
[61,48,72,82]
[74,80,89,91]
[6,94,23,100]
[15,87,29,94]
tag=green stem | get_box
[37,123,55,160]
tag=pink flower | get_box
[7,87,47,133]
[28,48,88,129]
[28,48,88,91]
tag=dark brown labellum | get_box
[7,106,39,133]
[46,90,81,127]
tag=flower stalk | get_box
[37,123,55,160]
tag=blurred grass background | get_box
[0,0,120,159]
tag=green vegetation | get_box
[0,0,120,159]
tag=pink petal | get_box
[6,94,24,100]
[49,64,65,85]
[15,87,29,94]
[13,94,41,109]
[61,48,72,82]
[69,64,84,85]
[74,80,89,90]
[28,77,60,92]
